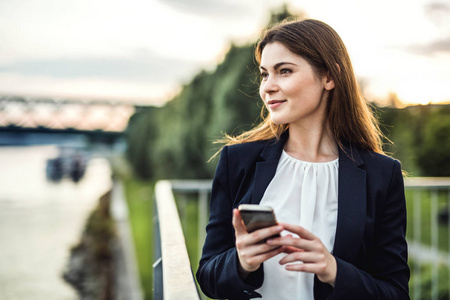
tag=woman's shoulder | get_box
[359,148,399,166]
[356,147,402,178]
[224,139,276,155]
[221,138,277,164]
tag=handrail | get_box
[404,177,450,188]
[154,180,200,300]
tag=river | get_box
[0,145,112,299]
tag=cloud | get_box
[407,37,450,56]
[424,1,450,25]
[0,50,200,84]
[156,0,250,17]
[404,1,450,56]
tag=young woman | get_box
[196,19,409,300]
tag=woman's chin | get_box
[270,117,289,125]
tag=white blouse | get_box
[257,150,339,300]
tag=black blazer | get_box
[196,133,410,299]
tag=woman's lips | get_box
[267,100,286,109]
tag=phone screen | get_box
[239,206,277,233]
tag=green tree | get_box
[416,106,450,176]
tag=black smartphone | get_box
[238,204,278,233]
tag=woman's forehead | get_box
[260,42,305,67]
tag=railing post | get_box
[448,189,450,300]
[198,190,208,260]
[431,190,439,300]
[153,196,163,300]
[413,189,421,300]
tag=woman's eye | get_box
[280,69,292,75]
[260,73,269,80]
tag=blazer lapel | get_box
[250,134,367,265]
[333,145,366,263]
[251,133,288,204]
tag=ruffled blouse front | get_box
[257,150,339,300]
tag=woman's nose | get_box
[262,76,279,94]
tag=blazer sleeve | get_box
[196,146,264,299]
[328,160,410,299]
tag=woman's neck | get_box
[284,121,338,163]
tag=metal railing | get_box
[404,177,450,300]
[153,178,450,300]
[153,180,204,300]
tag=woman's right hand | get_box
[232,208,285,279]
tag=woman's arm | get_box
[329,160,410,299]
[196,147,267,299]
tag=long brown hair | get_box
[218,18,384,154]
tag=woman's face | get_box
[259,42,334,127]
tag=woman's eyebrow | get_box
[259,62,298,71]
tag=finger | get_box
[279,223,317,240]
[241,241,281,257]
[267,234,312,251]
[284,262,328,278]
[247,224,284,243]
[243,245,285,266]
[279,251,320,265]
[232,209,247,235]
[257,246,285,262]
[268,235,322,254]
[284,262,313,272]
[238,244,284,273]
[279,245,303,254]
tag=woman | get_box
[196,19,409,300]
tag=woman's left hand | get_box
[266,222,337,287]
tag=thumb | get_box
[232,208,247,235]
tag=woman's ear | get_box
[324,74,335,90]
[324,64,339,90]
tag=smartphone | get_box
[238,204,278,233]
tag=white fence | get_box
[404,177,450,300]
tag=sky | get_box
[0,0,449,106]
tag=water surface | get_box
[0,145,112,299]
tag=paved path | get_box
[0,146,112,300]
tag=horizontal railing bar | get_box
[155,180,200,300]
[170,178,450,190]
[404,177,450,188]
[170,180,213,192]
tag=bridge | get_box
[0,95,137,132]
[0,95,141,145]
